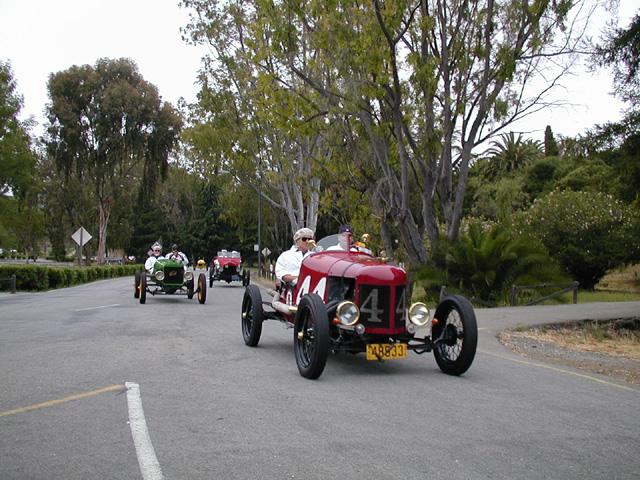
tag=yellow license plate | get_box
[366,343,408,360]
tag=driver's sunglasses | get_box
[300,237,312,242]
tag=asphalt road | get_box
[1,277,639,480]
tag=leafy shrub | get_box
[0,264,141,292]
[47,268,67,289]
[521,190,640,289]
[414,221,570,304]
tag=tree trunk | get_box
[96,197,111,266]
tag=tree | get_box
[0,60,36,197]
[481,132,544,180]
[183,0,594,269]
[595,12,640,106]
[2,195,46,263]
[181,3,331,239]
[45,58,183,264]
[586,12,640,203]
[523,190,640,289]
[544,126,559,157]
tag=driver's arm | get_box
[280,273,297,283]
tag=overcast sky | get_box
[1,0,637,143]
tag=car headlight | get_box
[184,271,194,281]
[408,302,430,326]
[154,271,165,281]
[336,301,359,326]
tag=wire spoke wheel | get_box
[433,294,477,375]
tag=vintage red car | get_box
[209,250,250,287]
[241,233,477,379]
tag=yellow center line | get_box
[0,384,126,418]
[478,349,640,393]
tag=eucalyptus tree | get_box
[183,0,595,267]
[46,58,183,264]
[0,61,36,197]
[182,1,336,239]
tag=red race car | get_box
[209,250,250,287]
[241,233,477,379]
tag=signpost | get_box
[71,227,92,267]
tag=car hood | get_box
[302,251,407,285]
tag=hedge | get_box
[0,264,141,292]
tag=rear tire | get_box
[197,273,207,304]
[187,279,194,299]
[139,274,147,304]
[294,294,330,379]
[134,271,140,299]
[242,284,263,346]
[432,294,477,375]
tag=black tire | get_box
[197,273,207,304]
[294,293,330,379]
[241,284,263,346]
[245,269,250,286]
[134,271,140,299]
[432,294,477,375]
[139,274,147,304]
[209,269,214,288]
[241,270,246,287]
[187,278,194,299]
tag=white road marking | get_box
[74,304,119,312]
[125,382,165,480]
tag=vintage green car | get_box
[134,258,206,304]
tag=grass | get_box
[576,290,640,303]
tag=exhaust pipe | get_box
[267,289,298,315]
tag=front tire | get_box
[294,294,330,379]
[432,294,477,375]
[187,279,194,299]
[242,284,263,346]
[197,273,207,304]
[139,274,147,304]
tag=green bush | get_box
[0,264,140,292]
[414,220,570,305]
[521,190,640,289]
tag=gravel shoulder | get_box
[499,326,640,386]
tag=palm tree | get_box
[481,132,544,180]
[415,221,569,304]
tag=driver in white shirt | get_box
[144,243,164,272]
[275,228,314,285]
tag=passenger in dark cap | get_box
[167,244,189,266]
[327,225,354,251]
